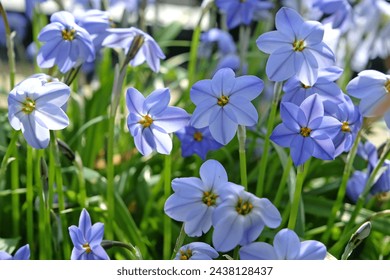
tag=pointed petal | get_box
[200,159,228,187]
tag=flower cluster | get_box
[165,160,282,253]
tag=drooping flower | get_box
[126,87,189,156]
[270,94,339,166]
[68,208,109,260]
[212,188,281,252]
[346,170,368,203]
[282,66,344,105]
[8,77,71,149]
[0,244,30,260]
[239,228,326,260]
[323,95,362,157]
[175,125,222,160]
[190,67,264,145]
[37,11,95,73]
[346,69,390,129]
[174,242,219,260]
[76,9,111,52]
[164,160,241,237]
[102,27,165,72]
[215,0,274,30]
[256,7,335,85]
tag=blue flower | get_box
[102,27,165,72]
[313,0,352,30]
[215,0,274,30]
[8,77,71,149]
[212,188,281,252]
[190,68,264,145]
[256,7,335,85]
[357,141,378,171]
[164,160,241,237]
[346,171,368,203]
[323,95,362,157]
[176,125,222,160]
[37,11,95,73]
[198,28,236,58]
[270,94,339,166]
[240,228,326,260]
[126,87,189,156]
[68,208,109,260]
[346,70,390,129]
[282,66,344,105]
[174,242,219,260]
[0,244,30,260]
[76,9,111,52]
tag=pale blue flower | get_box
[8,77,70,149]
[68,208,109,260]
[240,228,326,260]
[212,188,281,252]
[0,245,30,260]
[174,242,218,260]
[164,160,241,237]
[37,11,95,73]
[126,87,189,156]
[102,27,165,72]
[190,68,264,145]
[256,7,335,85]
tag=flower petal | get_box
[211,68,236,97]
[153,106,189,133]
[126,87,146,116]
[273,229,300,260]
[208,108,238,145]
[240,242,277,260]
[199,159,228,187]
[266,46,296,82]
[144,88,170,115]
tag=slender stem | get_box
[26,146,34,255]
[35,150,47,259]
[50,131,70,258]
[0,131,19,191]
[171,224,187,259]
[75,153,87,209]
[101,240,141,260]
[0,3,16,89]
[11,148,20,236]
[256,81,282,197]
[163,153,172,260]
[322,130,362,243]
[238,125,248,189]
[288,163,306,230]
[274,157,293,208]
[106,113,115,241]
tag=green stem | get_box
[163,153,172,260]
[288,163,306,230]
[35,150,47,259]
[0,3,16,89]
[50,131,70,258]
[238,125,248,189]
[101,240,141,260]
[322,130,362,243]
[26,146,34,255]
[11,148,20,236]
[256,81,282,197]
[0,131,19,191]
[171,224,187,259]
[274,157,293,208]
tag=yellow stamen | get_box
[179,249,192,260]
[82,243,92,254]
[236,198,253,215]
[193,131,203,142]
[341,121,351,133]
[138,115,154,128]
[202,191,218,207]
[62,28,76,41]
[22,98,36,114]
[293,39,305,52]
[217,95,229,106]
[300,127,312,137]
[385,80,390,93]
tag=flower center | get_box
[341,121,351,133]
[385,80,390,93]
[235,198,253,215]
[202,191,218,207]
[217,95,229,106]
[138,114,154,128]
[293,39,305,52]
[22,97,36,114]
[62,28,76,41]
[82,243,92,254]
[300,127,312,137]
[179,249,193,260]
[193,131,203,142]
[301,83,311,89]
